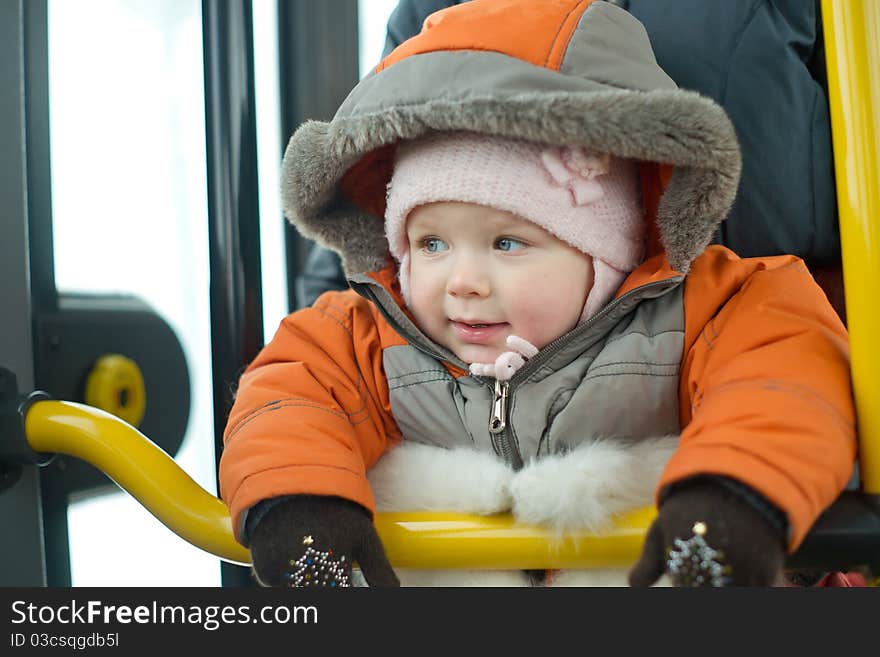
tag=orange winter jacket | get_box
[221,246,855,551]
[219,0,856,552]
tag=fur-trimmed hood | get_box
[280,0,741,278]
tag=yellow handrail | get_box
[374,508,653,569]
[24,400,251,566]
[822,0,880,493]
[23,400,653,569]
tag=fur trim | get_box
[282,91,740,276]
[364,436,678,587]
[367,435,678,529]
[367,441,513,514]
[510,435,679,533]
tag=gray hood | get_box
[280,0,741,276]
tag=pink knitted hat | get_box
[385,131,645,321]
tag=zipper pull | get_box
[489,379,509,435]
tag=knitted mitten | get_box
[629,480,787,587]
[249,495,399,588]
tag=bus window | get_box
[358,0,400,78]
[48,0,218,586]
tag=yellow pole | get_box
[24,400,252,566]
[23,400,654,569]
[821,0,880,493]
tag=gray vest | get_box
[352,275,685,468]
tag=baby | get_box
[363,133,679,586]
[219,0,855,587]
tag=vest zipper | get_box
[489,379,508,435]
[488,379,523,469]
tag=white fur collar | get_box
[367,435,678,532]
[365,437,678,587]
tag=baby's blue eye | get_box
[422,237,448,253]
[496,237,526,252]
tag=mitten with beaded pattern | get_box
[629,480,787,587]
[248,495,399,588]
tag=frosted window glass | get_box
[358,0,401,78]
[253,0,288,342]
[49,0,220,586]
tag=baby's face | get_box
[406,201,592,364]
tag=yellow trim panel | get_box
[822,0,880,493]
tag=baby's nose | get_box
[446,256,490,297]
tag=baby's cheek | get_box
[513,283,586,346]
[409,288,444,338]
[508,302,557,349]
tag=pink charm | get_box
[468,335,539,380]
[505,335,539,359]
[468,363,496,377]
[493,352,526,381]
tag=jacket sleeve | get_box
[219,290,400,542]
[662,257,857,551]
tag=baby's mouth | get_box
[451,318,504,328]
[449,320,509,344]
